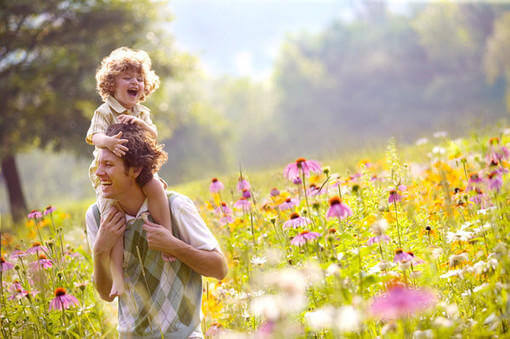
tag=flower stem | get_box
[393,200,402,248]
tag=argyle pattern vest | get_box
[92,192,202,338]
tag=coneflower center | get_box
[290,212,300,219]
[55,288,66,297]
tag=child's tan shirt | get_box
[86,96,156,189]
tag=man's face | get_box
[113,70,144,110]
[95,148,138,201]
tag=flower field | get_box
[2,130,510,338]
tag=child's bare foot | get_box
[110,282,125,298]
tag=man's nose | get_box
[96,164,104,177]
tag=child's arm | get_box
[92,132,129,157]
[118,115,157,139]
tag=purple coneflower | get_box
[283,212,311,229]
[394,249,412,263]
[242,189,252,199]
[10,248,26,259]
[0,256,14,272]
[279,198,298,211]
[49,288,79,310]
[293,177,302,185]
[470,188,489,207]
[31,254,53,270]
[8,288,39,301]
[291,230,321,246]
[326,197,352,220]
[307,184,321,196]
[284,158,322,181]
[209,178,224,193]
[487,171,503,191]
[466,173,483,191]
[216,202,233,216]
[9,280,23,293]
[270,187,280,197]
[370,285,436,320]
[43,205,56,216]
[220,215,234,225]
[237,178,251,192]
[388,189,402,203]
[233,197,251,212]
[25,242,49,255]
[27,210,42,219]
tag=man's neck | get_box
[117,187,146,217]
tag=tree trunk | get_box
[1,154,27,222]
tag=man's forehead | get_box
[98,148,121,162]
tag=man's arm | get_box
[90,208,126,302]
[143,219,228,280]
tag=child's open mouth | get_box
[127,89,138,97]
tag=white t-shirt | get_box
[85,192,219,338]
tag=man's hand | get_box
[104,132,128,157]
[142,216,175,254]
[94,207,126,254]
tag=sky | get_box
[166,0,356,78]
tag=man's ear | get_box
[129,167,143,179]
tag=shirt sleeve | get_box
[171,194,219,251]
[85,205,100,251]
[86,109,111,144]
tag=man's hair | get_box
[96,47,160,102]
[105,123,167,187]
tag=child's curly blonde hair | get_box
[96,47,160,102]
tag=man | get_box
[85,123,228,338]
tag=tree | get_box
[0,0,172,221]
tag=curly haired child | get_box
[86,47,174,298]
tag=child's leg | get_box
[109,236,125,297]
[142,177,175,261]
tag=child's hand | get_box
[118,115,144,127]
[105,132,129,157]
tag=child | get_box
[86,47,174,298]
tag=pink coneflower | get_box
[370,285,436,320]
[291,230,321,246]
[43,205,56,216]
[10,248,26,259]
[466,173,483,191]
[49,288,79,310]
[233,197,251,212]
[27,210,42,219]
[242,189,252,199]
[237,178,251,192]
[8,288,39,301]
[279,198,298,211]
[487,171,503,191]
[216,202,233,216]
[470,188,489,207]
[25,242,49,255]
[283,212,311,229]
[307,184,322,196]
[388,189,402,203]
[30,254,53,270]
[284,158,322,181]
[220,215,234,225]
[0,256,14,272]
[326,197,352,220]
[293,177,302,185]
[486,137,510,164]
[394,249,412,263]
[270,188,280,197]
[209,178,224,193]
[367,235,390,246]
[8,280,23,293]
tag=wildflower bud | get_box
[270,217,276,225]
[322,166,330,175]
[57,272,63,280]
[312,202,320,210]
[46,240,55,249]
[352,184,360,193]
[301,209,307,216]
[15,264,20,271]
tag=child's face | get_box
[113,71,144,109]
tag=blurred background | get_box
[1,0,510,221]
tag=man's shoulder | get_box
[85,203,100,226]
[167,191,194,209]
